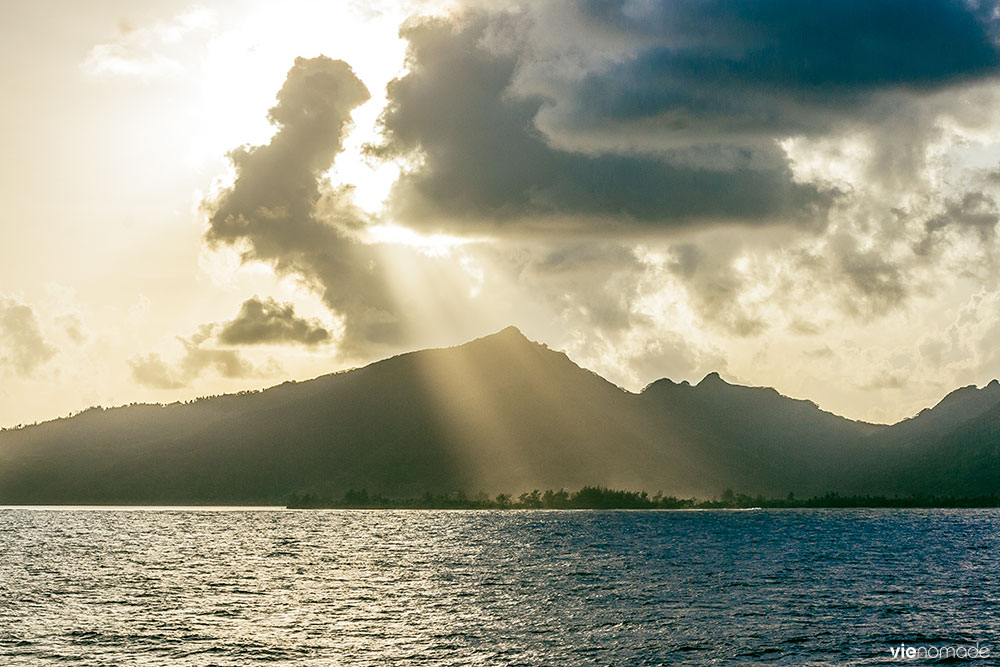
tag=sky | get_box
[3,0,1000,427]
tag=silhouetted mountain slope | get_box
[0,327,698,502]
[849,382,1000,496]
[639,373,886,494]
[0,326,998,503]
[909,401,1000,493]
[876,381,1000,446]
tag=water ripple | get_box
[1,508,999,665]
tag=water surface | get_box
[2,508,997,665]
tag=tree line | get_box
[287,486,1000,509]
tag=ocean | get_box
[2,508,997,665]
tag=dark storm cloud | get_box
[205,56,401,351]
[374,14,832,232]
[567,0,1000,134]
[0,298,56,376]
[217,296,330,346]
[374,1,1000,232]
[532,0,1000,209]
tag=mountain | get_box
[848,381,1000,495]
[639,373,886,494]
[1,326,998,503]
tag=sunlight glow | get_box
[188,1,418,174]
[366,224,474,256]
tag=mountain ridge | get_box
[6,325,991,432]
[1,326,998,503]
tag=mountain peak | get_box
[471,325,533,347]
[495,325,527,339]
[901,380,1000,436]
[698,371,728,387]
[937,383,989,406]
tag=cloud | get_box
[553,0,1000,142]
[177,338,256,380]
[129,325,261,390]
[835,243,908,318]
[861,370,907,391]
[81,7,215,80]
[175,3,1000,422]
[194,5,1000,368]
[652,233,774,336]
[128,353,185,390]
[204,55,406,351]
[0,298,57,376]
[371,1,1000,234]
[918,191,999,254]
[81,43,182,79]
[57,314,88,345]
[217,296,330,346]
[788,319,823,336]
[373,12,832,232]
[517,243,647,331]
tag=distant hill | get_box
[1,326,999,503]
